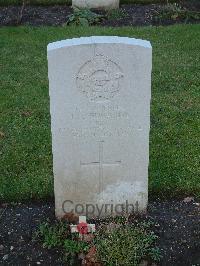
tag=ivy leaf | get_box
[79,18,89,26]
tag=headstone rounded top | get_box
[47,36,152,52]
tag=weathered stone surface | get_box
[72,0,119,10]
[47,36,152,218]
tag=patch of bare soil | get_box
[0,199,199,265]
[0,0,199,26]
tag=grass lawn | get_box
[0,24,200,202]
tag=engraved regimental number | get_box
[76,55,124,101]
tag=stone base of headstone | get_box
[72,0,119,10]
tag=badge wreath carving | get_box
[76,55,124,101]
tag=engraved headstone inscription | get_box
[47,36,152,218]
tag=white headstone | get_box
[72,0,119,10]
[47,36,152,219]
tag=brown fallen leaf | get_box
[0,131,5,138]
[82,246,102,266]
[82,233,95,243]
[21,111,33,117]
[61,212,79,223]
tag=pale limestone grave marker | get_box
[47,36,152,219]
[72,0,119,10]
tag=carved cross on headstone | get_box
[80,141,121,192]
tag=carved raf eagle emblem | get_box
[76,55,124,101]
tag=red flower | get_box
[77,222,88,234]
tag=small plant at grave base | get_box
[153,3,200,23]
[34,218,161,265]
[35,220,67,249]
[95,221,162,266]
[149,247,163,262]
[63,239,89,264]
[34,220,90,265]
[106,8,128,21]
[66,7,105,26]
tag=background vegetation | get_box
[0,25,200,202]
[0,0,179,7]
